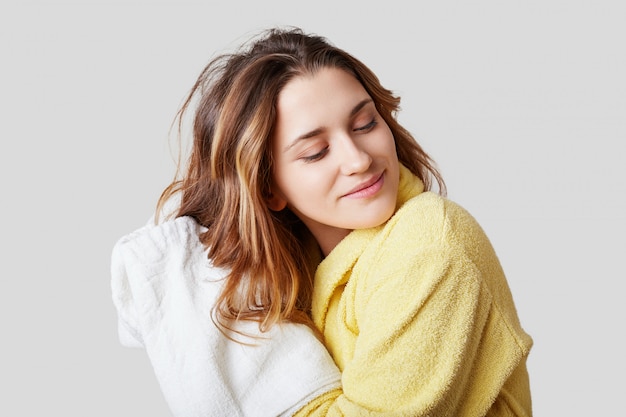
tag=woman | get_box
[114,26,533,416]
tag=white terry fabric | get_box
[111,216,341,417]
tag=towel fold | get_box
[111,216,341,417]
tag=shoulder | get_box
[383,192,488,251]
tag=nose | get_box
[337,135,372,175]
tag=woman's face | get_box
[270,67,399,255]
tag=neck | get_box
[310,227,351,257]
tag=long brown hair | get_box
[158,26,445,336]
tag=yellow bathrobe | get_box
[296,165,533,416]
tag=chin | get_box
[360,208,396,229]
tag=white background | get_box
[1,1,624,415]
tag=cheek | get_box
[373,129,397,157]
[273,165,306,200]
[386,131,399,158]
[277,166,329,208]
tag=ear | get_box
[265,186,287,211]
[266,192,288,212]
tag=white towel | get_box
[111,216,341,417]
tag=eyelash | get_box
[302,147,329,163]
[355,118,377,132]
[300,118,377,163]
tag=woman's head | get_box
[160,26,444,333]
[269,67,400,256]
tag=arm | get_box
[299,197,532,416]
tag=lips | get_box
[343,172,384,198]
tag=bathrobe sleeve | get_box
[300,195,532,416]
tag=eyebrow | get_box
[283,98,374,152]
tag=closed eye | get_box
[301,146,329,163]
[354,119,377,132]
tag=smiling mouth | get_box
[343,172,384,199]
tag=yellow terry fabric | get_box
[295,165,533,417]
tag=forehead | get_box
[275,68,370,128]
[279,67,364,105]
